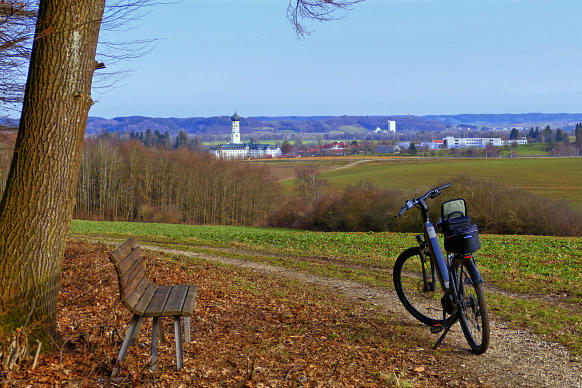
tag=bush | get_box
[268,183,405,232]
[440,176,582,236]
[266,199,311,230]
[268,177,582,236]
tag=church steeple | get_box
[231,111,241,144]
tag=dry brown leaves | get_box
[1,240,481,387]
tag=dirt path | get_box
[100,240,582,387]
[274,159,372,182]
[329,159,372,171]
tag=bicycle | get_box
[393,183,490,354]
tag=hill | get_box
[423,112,582,127]
[85,115,449,138]
[84,112,582,138]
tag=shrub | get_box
[268,183,405,232]
[268,177,582,236]
[440,176,582,236]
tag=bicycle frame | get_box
[417,197,451,292]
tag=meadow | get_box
[263,157,582,208]
[500,143,550,156]
[71,220,582,355]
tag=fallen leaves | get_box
[0,239,480,386]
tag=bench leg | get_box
[184,317,191,343]
[112,315,143,377]
[151,317,160,371]
[173,316,183,370]
[159,318,167,344]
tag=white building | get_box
[443,136,527,149]
[231,111,241,144]
[502,139,528,146]
[212,112,281,159]
[388,120,396,133]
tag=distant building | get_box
[443,136,527,149]
[375,145,401,154]
[388,120,396,133]
[231,111,241,144]
[211,112,281,159]
[373,120,396,134]
[503,138,528,146]
[398,140,443,150]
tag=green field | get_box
[272,157,582,208]
[501,143,551,156]
[71,220,582,354]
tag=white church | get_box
[211,112,281,159]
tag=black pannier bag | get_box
[441,199,481,254]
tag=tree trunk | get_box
[0,0,105,342]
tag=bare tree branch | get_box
[0,1,35,122]
[287,0,365,39]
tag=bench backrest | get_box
[109,238,151,314]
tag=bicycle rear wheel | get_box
[454,259,490,354]
[393,247,444,326]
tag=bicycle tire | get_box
[393,247,448,327]
[454,259,490,354]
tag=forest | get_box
[73,137,277,226]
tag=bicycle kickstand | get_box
[432,310,459,350]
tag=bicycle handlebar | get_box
[396,183,451,217]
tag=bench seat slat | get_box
[133,283,158,315]
[110,237,136,265]
[162,285,189,316]
[181,286,197,317]
[144,286,172,317]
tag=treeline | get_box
[268,175,582,237]
[522,124,582,156]
[74,138,278,225]
[126,129,205,150]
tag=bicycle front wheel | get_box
[455,259,490,354]
[393,247,444,326]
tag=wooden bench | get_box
[109,238,197,376]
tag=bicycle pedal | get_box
[430,324,443,334]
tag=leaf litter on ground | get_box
[1,239,482,387]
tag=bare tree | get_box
[296,165,326,199]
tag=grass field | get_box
[500,143,551,156]
[263,157,582,208]
[71,220,582,355]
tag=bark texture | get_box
[0,0,105,341]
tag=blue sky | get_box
[91,0,582,118]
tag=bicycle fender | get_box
[463,258,484,285]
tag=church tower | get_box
[231,111,241,144]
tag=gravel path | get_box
[105,241,582,387]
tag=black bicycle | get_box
[393,184,490,354]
